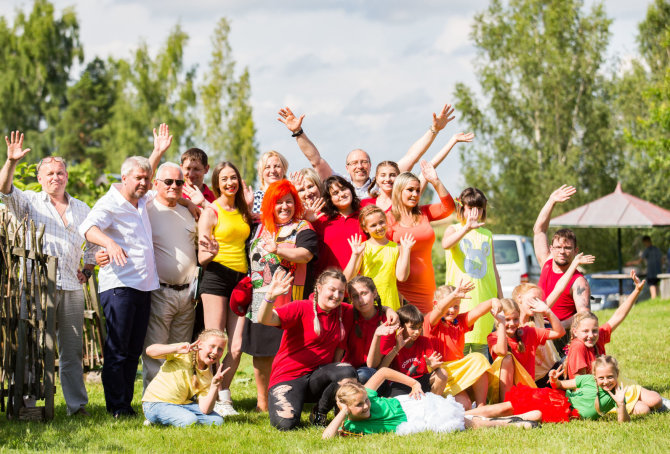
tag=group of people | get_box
[1,103,667,436]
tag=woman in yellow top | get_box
[198,161,251,416]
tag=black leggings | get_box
[268,362,357,431]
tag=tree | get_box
[101,25,198,171]
[0,0,82,157]
[199,18,259,184]
[454,0,619,246]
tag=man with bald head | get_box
[0,131,96,416]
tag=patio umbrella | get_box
[549,182,670,272]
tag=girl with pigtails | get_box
[257,268,358,431]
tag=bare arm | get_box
[397,103,455,173]
[197,208,218,267]
[342,235,365,281]
[366,323,399,368]
[467,298,497,327]
[395,234,415,282]
[491,242,504,297]
[570,276,591,313]
[84,226,127,266]
[491,322,508,357]
[1,131,31,194]
[533,185,576,264]
[442,208,485,250]
[333,347,345,363]
[200,363,229,414]
[147,123,173,178]
[145,341,197,360]
[418,132,474,191]
[365,367,421,393]
[277,107,333,181]
[547,253,595,308]
[607,270,645,332]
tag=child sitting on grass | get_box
[142,329,229,427]
[424,280,496,409]
[322,367,540,437]
[565,270,666,414]
[370,304,448,397]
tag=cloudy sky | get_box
[0,0,654,193]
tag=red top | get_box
[182,183,216,205]
[342,311,389,368]
[269,300,354,388]
[312,212,365,275]
[360,197,392,212]
[386,196,455,313]
[424,313,473,362]
[380,334,434,378]
[487,326,551,379]
[565,323,612,379]
[538,259,584,321]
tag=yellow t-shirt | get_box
[212,201,250,273]
[361,241,401,311]
[444,226,497,345]
[142,352,213,404]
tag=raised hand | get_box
[267,268,294,300]
[348,234,365,256]
[289,171,304,189]
[549,185,576,204]
[452,132,475,143]
[432,103,455,132]
[199,234,219,258]
[176,340,200,354]
[303,197,325,222]
[424,352,444,369]
[183,182,205,206]
[212,363,231,388]
[452,278,475,299]
[420,159,439,185]
[548,364,565,383]
[336,399,351,415]
[464,207,485,231]
[399,233,416,252]
[5,131,31,162]
[242,180,254,207]
[605,384,626,407]
[573,252,595,267]
[395,328,411,351]
[262,229,278,254]
[490,298,502,317]
[528,297,550,315]
[152,123,173,155]
[374,321,399,337]
[630,269,646,292]
[277,107,305,133]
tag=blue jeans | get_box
[356,366,377,384]
[142,402,223,427]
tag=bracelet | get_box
[264,297,276,304]
[429,126,438,135]
[291,128,304,138]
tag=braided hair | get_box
[347,275,384,338]
[190,328,227,393]
[312,268,347,339]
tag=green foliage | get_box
[454,0,626,269]
[199,18,259,185]
[0,0,82,158]
[11,162,40,192]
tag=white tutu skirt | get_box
[395,392,465,436]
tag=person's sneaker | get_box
[72,407,90,417]
[309,406,328,426]
[659,397,670,413]
[143,419,152,426]
[214,400,239,417]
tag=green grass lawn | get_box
[2,299,670,453]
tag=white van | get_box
[493,234,541,297]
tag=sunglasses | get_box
[36,156,67,173]
[157,178,185,187]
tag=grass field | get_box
[1,298,669,453]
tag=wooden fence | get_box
[0,210,104,421]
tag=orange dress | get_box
[386,196,454,314]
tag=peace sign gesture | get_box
[211,362,231,388]
[176,340,200,354]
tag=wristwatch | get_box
[82,269,93,280]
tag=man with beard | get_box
[80,156,160,418]
[533,185,591,351]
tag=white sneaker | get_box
[659,397,670,413]
[143,419,152,426]
[214,400,239,417]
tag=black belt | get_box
[160,282,190,291]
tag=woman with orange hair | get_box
[241,180,319,411]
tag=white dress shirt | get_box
[79,184,159,293]
[1,186,97,291]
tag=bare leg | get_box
[201,294,226,331]
[454,391,472,410]
[220,304,244,390]
[650,285,658,299]
[465,411,540,430]
[253,356,274,412]
[499,355,515,402]
[472,373,489,407]
[430,369,448,396]
[466,401,514,418]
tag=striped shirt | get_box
[0,186,97,290]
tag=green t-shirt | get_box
[566,374,616,420]
[342,389,407,435]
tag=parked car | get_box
[493,234,541,297]
[585,269,650,311]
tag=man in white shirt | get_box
[0,131,96,416]
[79,156,159,418]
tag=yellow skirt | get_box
[441,353,491,396]
[487,354,536,404]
